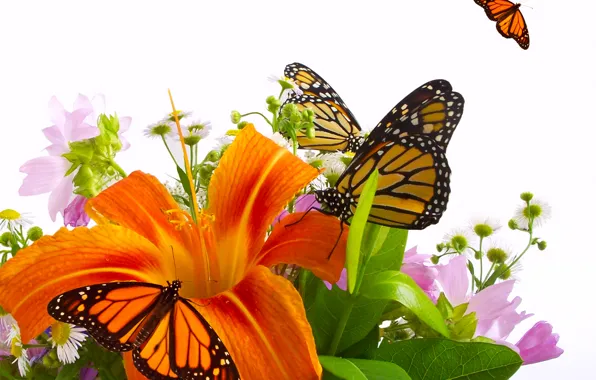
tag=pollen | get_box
[163,208,195,230]
[50,321,73,346]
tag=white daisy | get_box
[5,320,30,377]
[469,217,501,238]
[270,132,292,151]
[170,120,213,146]
[144,120,176,139]
[48,322,87,364]
[514,198,552,229]
[0,209,33,231]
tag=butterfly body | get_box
[474,0,529,49]
[48,280,239,380]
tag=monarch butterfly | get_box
[314,134,452,230]
[283,63,363,152]
[312,79,463,228]
[474,0,530,49]
[47,280,239,380]
[283,63,463,153]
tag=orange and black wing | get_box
[285,94,362,152]
[168,298,239,379]
[363,80,464,152]
[477,0,530,49]
[48,281,164,352]
[335,135,451,229]
[283,62,362,152]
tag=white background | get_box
[1,1,594,378]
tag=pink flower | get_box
[274,194,320,225]
[515,321,563,364]
[401,246,439,301]
[434,255,531,341]
[324,268,347,291]
[64,195,91,227]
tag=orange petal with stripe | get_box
[86,171,204,292]
[208,125,319,286]
[0,225,167,343]
[123,267,321,380]
[258,212,348,283]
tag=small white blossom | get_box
[514,198,551,229]
[48,322,87,364]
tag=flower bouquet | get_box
[0,63,562,380]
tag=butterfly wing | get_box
[336,135,450,229]
[168,298,239,379]
[285,94,362,152]
[283,63,362,152]
[480,0,529,49]
[363,80,464,152]
[48,282,164,352]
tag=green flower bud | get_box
[47,349,58,361]
[301,108,315,123]
[524,204,542,219]
[205,150,220,162]
[266,95,277,105]
[326,173,341,188]
[520,192,534,202]
[230,110,242,124]
[508,219,518,230]
[487,248,507,264]
[497,265,511,280]
[474,250,482,260]
[305,125,316,139]
[538,240,547,251]
[237,121,249,130]
[450,235,468,251]
[431,255,440,264]
[267,99,281,114]
[340,156,353,166]
[289,111,302,124]
[184,135,201,146]
[436,243,444,252]
[199,164,215,179]
[473,223,493,238]
[0,232,12,247]
[27,226,43,242]
[281,103,299,118]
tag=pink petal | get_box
[48,174,75,222]
[91,94,106,117]
[67,109,98,142]
[273,194,320,225]
[324,268,347,291]
[119,116,132,133]
[435,255,470,306]
[119,134,131,151]
[45,143,68,156]
[73,93,93,112]
[42,125,67,148]
[516,321,564,365]
[401,262,438,292]
[64,195,91,227]
[48,96,66,127]
[468,280,515,320]
[19,156,71,196]
[403,246,432,264]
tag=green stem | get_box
[478,237,484,285]
[22,343,50,349]
[161,135,179,166]
[109,160,127,178]
[299,270,308,301]
[326,297,355,356]
[241,112,274,128]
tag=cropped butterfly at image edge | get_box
[47,280,240,380]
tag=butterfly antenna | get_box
[327,221,344,260]
[170,246,179,281]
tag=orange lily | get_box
[0,124,347,379]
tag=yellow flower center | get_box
[0,209,20,221]
[50,322,71,346]
[10,337,22,358]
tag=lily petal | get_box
[0,225,167,343]
[86,171,201,294]
[208,125,319,284]
[202,266,321,380]
[258,212,347,283]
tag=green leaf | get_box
[303,228,408,355]
[340,324,380,358]
[320,356,411,380]
[453,303,468,320]
[56,361,86,380]
[436,293,453,320]
[451,311,477,340]
[360,271,449,337]
[347,170,379,293]
[302,272,388,354]
[176,165,192,196]
[370,227,390,257]
[366,338,523,380]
